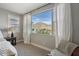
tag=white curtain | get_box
[56,3,72,47]
[23,13,31,44]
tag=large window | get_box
[8,14,20,36]
[32,10,53,35]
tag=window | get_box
[32,10,53,35]
[8,14,20,36]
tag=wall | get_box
[19,15,23,42]
[0,8,8,29]
[0,8,23,42]
[31,33,55,51]
[71,3,79,45]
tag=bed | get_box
[0,30,17,56]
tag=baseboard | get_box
[31,42,51,52]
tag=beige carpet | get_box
[15,42,50,56]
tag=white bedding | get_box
[0,41,17,56]
[0,30,17,56]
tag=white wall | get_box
[31,33,55,51]
[0,8,23,42]
[19,15,23,41]
[71,3,79,45]
[0,8,8,29]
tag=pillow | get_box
[0,38,5,42]
[0,31,5,42]
[0,31,4,39]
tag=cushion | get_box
[57,40,78,55]
[0,38,5,42]
[0,31,4,39]
[57,40,68,54]
[66,42,78,55]
[51,49,66,56]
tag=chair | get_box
[50,40,79,56]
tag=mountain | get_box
[32,22,52,31]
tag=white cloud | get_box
[43,21,51,25]
[35,19,40,21]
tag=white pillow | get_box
[0,38,5,42]
[0,31,4,39]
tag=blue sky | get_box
[32,10,52,25]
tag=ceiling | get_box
[0,3,47,14]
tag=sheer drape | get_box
[56,3,72,47]
[23,13,31,44]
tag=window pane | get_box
[32,10,53,35]
[8,15,20,37]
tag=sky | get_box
[32,10,53,25]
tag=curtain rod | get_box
[25,3,51,14]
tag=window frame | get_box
[31,9,53,35]
[8,14,20,33]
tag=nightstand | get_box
[4,37,16,45]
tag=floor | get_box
[15,42,50,56]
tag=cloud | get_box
[42,21,51,25]
[35,19,40,21]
